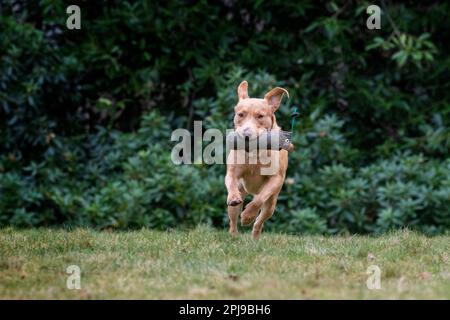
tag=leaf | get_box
[392,50,408,67]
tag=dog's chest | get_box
[240,172,268,195]
[240,162,271,195]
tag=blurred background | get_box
[0,1,449,235]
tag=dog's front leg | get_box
[225,170,242,206]
[227,202,243,235]
[241,174,284,227]
[227,186,248,235]
[225,162,247,235]
[225,151,244,207]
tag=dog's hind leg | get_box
[241,175,284,226]
[251,194,278,240]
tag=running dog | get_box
[225,80,290,239]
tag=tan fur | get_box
[225,80,290,240]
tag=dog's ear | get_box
[237,80,249,100]
[264,87,289,112]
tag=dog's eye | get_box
[257,114,265,119]
[237,113,244,118]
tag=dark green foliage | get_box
[1,1,449,234]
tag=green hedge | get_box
[1,1,449,234]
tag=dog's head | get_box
[233,80,289,140]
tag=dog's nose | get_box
[242,127,253,137]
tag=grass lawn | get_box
[0,226,449,299]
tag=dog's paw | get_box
[240,214,256,226]
[240,202,260,226]
[227,194,242,207]
[251,231,261,240]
